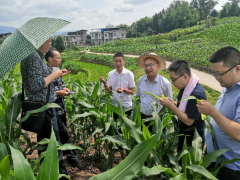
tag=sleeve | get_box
[136,77,142,96]
[128,72,135,88]
[185,93,204,120]
[26,55,46,93]
[162,77,173,99]
[107,72,112,87]
[234,97,240,124]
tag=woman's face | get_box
[38,38,51,53]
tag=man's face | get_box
[211,62,238,89]
[50,51,61,67]
[38,38,51,53]
[114,56,125,70]
[144,58,159,77]
[169,71,186,90]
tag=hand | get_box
[61,69,71,76]
[160,97,175,109]
[196,99,215,115]
[63,87,71,96]
[116,87,124,93]
[100,75,106,84]
[56,90,67,97]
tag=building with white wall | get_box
[62,30,87,47]
[90,27,126,45]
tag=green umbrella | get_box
[0,17,70,79]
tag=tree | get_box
[105,23,114,28]
[228,1,239,16]
[220,6,228,18]
[54,36,65,52]
[198,0,218,20]
[210,9,218,17]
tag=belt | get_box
[141,113,152,119]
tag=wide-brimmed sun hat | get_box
[137,52,166,71]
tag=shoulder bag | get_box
[21,85,50,133]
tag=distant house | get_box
[86,34,91,45]
[90,27,126,45]
[0,32,12,39]
[62,30,88,47]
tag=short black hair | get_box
[113,52,124,59]
[45,48,59,61]
[209,46,240,67]
[168,60,191,76]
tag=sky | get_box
[0,0,226,33]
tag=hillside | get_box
[0,25,16,34]
[90,17,240,72]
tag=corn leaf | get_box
[101,135,131,150]
[20,103,61,123]
[89,128,161,180]
[138,165,177,177]
[9,144,35,180]
[36,129,59,180]
[170,174,188,180]
[0,155,10,180]
[190,129,202,163]
[185,165,218,180]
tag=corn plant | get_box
[0,129,72,180]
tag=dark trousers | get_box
[208,162,240,180]
[177,130,205,153]
[141,113,153,132]
[37,108,67,176]
[113,109,132,120]
[57,113,79,164]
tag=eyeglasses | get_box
[171,74,184,82]
[47,40,52,45]
[143,63,158,69]
[211,64,238,79]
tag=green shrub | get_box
[61,61,82,74]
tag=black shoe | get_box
[59,177,69,180]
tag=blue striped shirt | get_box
[206,82,240,171]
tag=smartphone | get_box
[66,91,76,95]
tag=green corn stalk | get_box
[180,96,206,120]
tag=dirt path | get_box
[86,51,222,93]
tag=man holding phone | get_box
[45,49,82,169]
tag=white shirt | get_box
[136,74,173,116]
[107,67,135,108]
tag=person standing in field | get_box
[45,49,83,169]
[197,46,240,180]
[160,60,206,152]
[100,52,135,118]
[136,53,173,126]
[21,38,70,179]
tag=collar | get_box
[223,81,240,93]
[114,67,126,74]
[144,74,160,83]
[36,50,45,59]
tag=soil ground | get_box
[21,131,122,180]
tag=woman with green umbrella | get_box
[21,37,70,179]
[12,17,71,180]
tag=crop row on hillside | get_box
[90,18,240,72]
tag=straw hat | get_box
[137,53,166,71]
